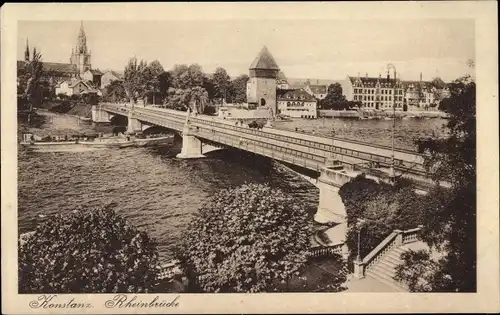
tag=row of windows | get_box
[283,108,317,112]
[354,95,404,101]
[283,94,309,100]
[285,101,314,107]
[362,103,403,108]
[353,88,404,95]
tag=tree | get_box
[188,86,209,114]
[19,48,44,122]
[431,77,446,90]
[171,64,205,89]
[319,83,357,110]
[177,183,313,293]
[146,60,165,104]
[124,57,139,103]
[158,71,172,102]
[212,67,231,104]
[19,206,160,293]
[404,75,477,292]
[202,75,216,101]
[103,80,127,103]
[339,175,425,267]
[228,74,249,104]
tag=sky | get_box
[18,19,475,82]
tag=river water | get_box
[17,111,447,263]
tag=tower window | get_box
[260,98,266,106]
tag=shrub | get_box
[177,183,313,293]
[339,174,425,268]
[19,206,160,293]
[202,105,217,116]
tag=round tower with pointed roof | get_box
[246,46,280,114]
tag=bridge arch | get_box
[142,125,179,136]
[109,115,128,127]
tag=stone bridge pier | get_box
[176,123,206,159]
[314,160,359,224]
[127,111,142,134]
[91,105,113,123]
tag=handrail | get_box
[362,231,399,267]
[100,104,428,177]
[101,102,424,158]
[362,226,423,272]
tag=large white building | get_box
[342,74,405,110]
[277,88,318,119]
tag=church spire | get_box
[76,20,87,54]
[25,38,30,61]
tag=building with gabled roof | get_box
[342,73,405,110]
[304,84,328,100]
[277,88,318,119]
[100,70,124,89]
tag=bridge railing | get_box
[103,104,427,177]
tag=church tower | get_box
[70,21,92,76]
[24,38,30,62]
[246,46,280,114]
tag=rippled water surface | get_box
[18,112,445,263]
[274,117,448,150]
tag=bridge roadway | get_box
[100,103,430,180]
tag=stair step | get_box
[366,272,408,292]
[377,259,402,270]
[384,254,404,265]
[369,264,397,279]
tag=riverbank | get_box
[318,109,448,119]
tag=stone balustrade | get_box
[353,226,423,279]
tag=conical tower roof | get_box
[249,46,280,70]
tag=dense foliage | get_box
[120,56,249,108]
[177,183,313,292]
[19,206,160,293]
[319,83,362,110]
[18,48,45,123]
[397,75,477,292]
[339,175,426,266]
[102,80,128,103]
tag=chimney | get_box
[365,73,368,78]
[420,72,422,82]
[387,70,390,82]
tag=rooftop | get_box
[249,46,280,71]
[277,88,317,102]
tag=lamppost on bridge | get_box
[387,63,397,185]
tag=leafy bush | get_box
[202,105,217,116]
[394,249,451,292]
[339,174,425,268]
[177,183,313,293]
[19,206,160,293]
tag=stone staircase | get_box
[351,226,427,292]
[365,246,409,292]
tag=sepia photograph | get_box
[2,2,499,314]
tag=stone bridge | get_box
[93,103,438,227]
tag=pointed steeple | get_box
[25,38,30,61]
[249,46,280,70]
[76,20,87,54]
